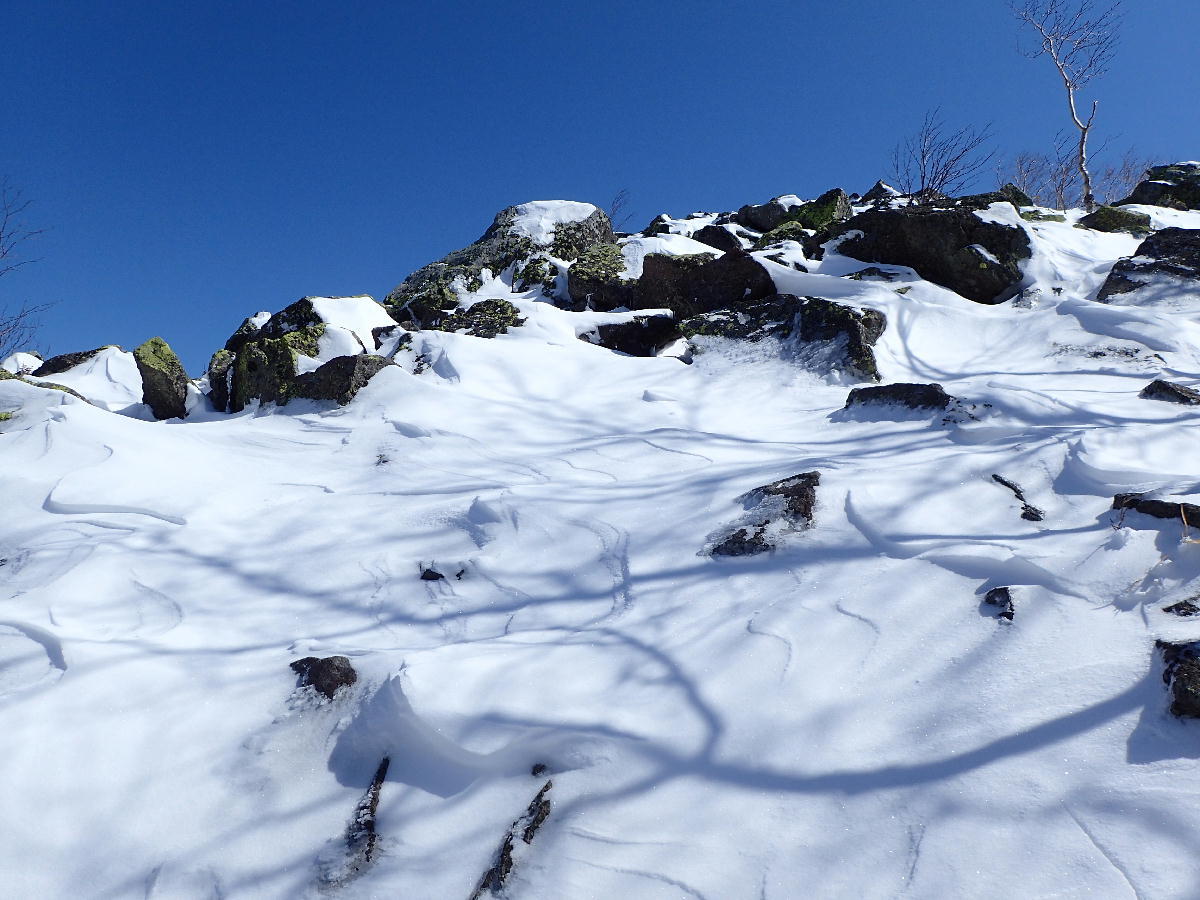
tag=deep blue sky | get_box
[3,0,1198,373]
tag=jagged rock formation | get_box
[711,472,820,556]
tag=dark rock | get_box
[371,324,403,349]
[861,180,899,203]
[1140,379,1200,405]
[844,382,953,411]
[984,587,1015,621]
[1077,206,1153,235]
[224,315,267,353]
[32,347,114,377]
[691,224,745,253]
[711,472,820,557]
[1096,228,1200,302]
[430,299,525,338]
[991,473,1046,522]
[206,350,234,413]
[258,297,329,342]
[754,221,811,250]
[385,204,614,324]
[673,248,775,317]
[133,337,189,420]
[735,198,793,233]
[830,207,1032,304]
[530,763,549,777]
[940,184,1034,211]
[1117,163,1200,210]
[290,655,358,700]
[640,213,672,237]
[291,355,396,406]
[420,568,444,581]
[679,293,802,342]
[736,189,852,235]
[566,244,634,311]
[1157,641,1200,717]
[581,314,681,357]
[1164,599,1200,617]
[846,267,898,282]
[228,336,304,411]
[1113,493,1200,526]
[632,252,716,314]
[794,296,886,382]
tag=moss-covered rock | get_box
[229,338,300,412]
[291,355,397,405]
[430,299,526,338]
[206,349,235,413]
[736,189,852,235]
[567,244,634,311]
[1020,210,1067,223]
[133,337,189,420]
[0,411,12,423]
[1077,205,1153,235]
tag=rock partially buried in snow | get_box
[711,472,820,557]
[428,298,525,338]
[983,587,1015,621]
[291,355,396,406]
[579,313,681,357]
[32,346,117,377]
[844,382,954,411]
[1157,641,1200,718]
[1077,205,1152,235]
[1139,379,1200,405]
[1096,228,1200,304]
[290,655,358,700]
[133,337,189,420]
[1112,492,1200,525]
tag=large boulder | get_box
[580,314,681,357]
[663,247,775,317]
[1117,163,1200,210]
[566,243,635,311]
[830,207,1032,304]
[385,202,614,324]
[1096,228,1200,303]
[691,224,745,253]
[291,355,396,405]
[133,337,189,420]
[845,382,954,411]
[735,189,852,234]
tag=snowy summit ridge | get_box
[6,164,1200,897]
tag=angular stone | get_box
[290,655,357,700]
[844,382,953,410]
[291,355,396,405]
[133,337,189,420]
[1139,379,1200,405]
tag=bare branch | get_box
[888,108,996,202]
[0,177,48,358]
[607,189,634,231]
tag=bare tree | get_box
[0,178,48,360]
[607,188,633,231]
[1094,148,1154,204]
[888,108,996,203]
[1012,0,1123,212]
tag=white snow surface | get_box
[619,233,720,279]
[509,201,601,245]
[1,351,43,375]
[5,203,1200,898]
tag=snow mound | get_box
[509,200,601,244]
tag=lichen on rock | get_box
[133,336,189,420]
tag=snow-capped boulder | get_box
[829,205,1031,304]
[291,354,397,406]
[132,337,189,420]
[1096,228,1200,304]
[0,351,42,375]
[1117,162,1200,211]
[32,346,114,377]
[861,179,900,203]
[30,345,144,411]
[690,224,745,253]
[385,201,614,324]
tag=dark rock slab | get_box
[291,655,358,700]
[1140,379,1200,405]
[844,382,953,411]
[431,299,525,338]
[794,296,886,382]
[1164,599,1200,617]
[984,586,1015,621]
[1096,228,1200,303]
[1113,492,1200,525]
[691,224,745,253]
[830,206,1031,304]
[566,244,634,311]
[133,337,189,420]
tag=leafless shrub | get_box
[888,108,997,203]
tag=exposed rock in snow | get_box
[1118,162,1200,210]
[1139,379,1200,405]
[844,381,954,411]
[133,337,189,420]
[290,655,358,700]
[1096,228,1200,304]
[711,471,820,556]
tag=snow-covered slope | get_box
[4,190,1200,899]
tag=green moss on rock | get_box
[431,299,526,338]
[133,336,190,420]
[230,338,300,412]
[1020,210,1067,223]
[753,221,811,249]
[1077,205,1153,235]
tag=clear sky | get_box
[3,0,1198,373]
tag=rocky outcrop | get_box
[566,244,634,311]
[291,355,396,405]
[1157,640,1200,717]
[830,207,1031,304]
[580,314,681,356]
[1117,163,1200,210]
[735,189,852,234]
[290,655,358,700]
[711,472,820,557]
[385,204,614,324]
[861,180,899,203]
[691,224,746,253]
[133,337,189,420]
[1140,379,1200,405]
[1096,228,1200,302]
[1077,206,1152,235]
[844,382,954,411]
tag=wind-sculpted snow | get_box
[5,201,1200,898]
